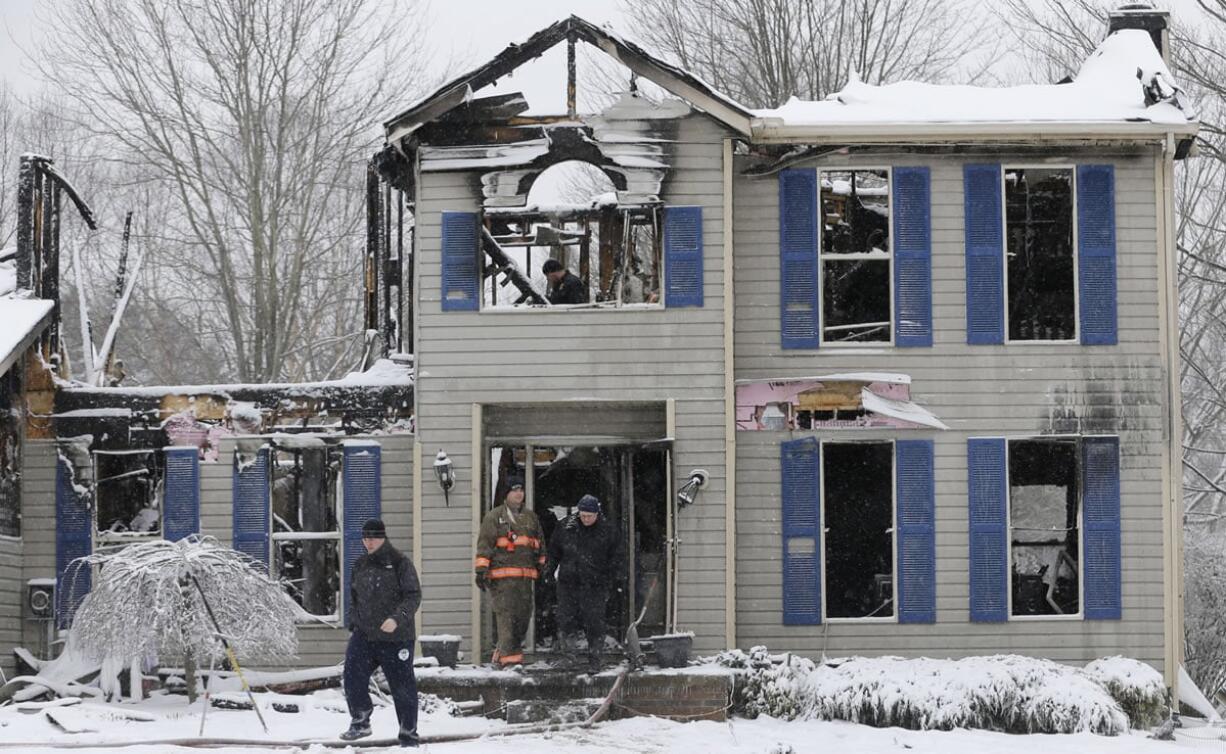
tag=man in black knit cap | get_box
[341,519,422,747]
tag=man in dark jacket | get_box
[341,519,422,747]
[546,494,623,672]
[542,259,589,305]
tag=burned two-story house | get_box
[3,5,1197,693]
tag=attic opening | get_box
[481,160,662,308]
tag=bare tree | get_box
[999,0,1226,701]
[627,0,1000,109]
[39,0,427,383]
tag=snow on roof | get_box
[64,358,413,397]
[753,30,1193,132]
[0,257,16,297]
[0,298,54,375]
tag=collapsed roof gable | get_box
[383,15,753,144]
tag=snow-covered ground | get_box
[1,688,1222,753]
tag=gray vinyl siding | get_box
[732,148,1168,670]
[201,433,416,670]
[0,536,22,679]
[414,113,732,655]
[19,440,57,659]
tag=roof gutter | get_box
[749,118,1200,145]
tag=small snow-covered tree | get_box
[69,536,299,701]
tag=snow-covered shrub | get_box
[707,651,1146,735]
[71,536,299,667]
[1084,656,1168,728]
[713,646,816,720]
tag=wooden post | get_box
[15,155,34,292]
[364,161,381,334]
[566,34,577,118]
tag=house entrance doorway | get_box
[482,440,671,658]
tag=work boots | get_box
[339,711,372,741]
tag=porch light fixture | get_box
[677,469,709,508]
[433,449,455,506]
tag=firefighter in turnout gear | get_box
[475,474,545,667]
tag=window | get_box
[481,203,662,308]
[93,450,163,542]
[1004,167,1076,341]
[0,367,21,537]
[823,441,894,619]
[820,169,891,343]
[1008,438,1080,617]
[271,444,341,617]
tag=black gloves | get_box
[475,571,489,591]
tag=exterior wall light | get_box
[677,469,709,508]
[433,449,455,505]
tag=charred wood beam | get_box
[566,33,577,118]
[37,160,98,230]
[15,156,35,292]
[364,161,381,335]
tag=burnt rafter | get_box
[382,15,753,144]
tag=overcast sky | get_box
[0,0,629,108]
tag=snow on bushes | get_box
[711,647,1167,735]
[1083,656,1168,728]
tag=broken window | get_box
[820,169,891,343]
[1005,168,1076,341]
[0,367,20,537]
[270,443,341,617]
[823,441,894,619]
[93,450,163,540]
[1008,438,1080,616]
[481,162,662,308]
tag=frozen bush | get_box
[707,651,1154,735]
[1084,656,1168,728]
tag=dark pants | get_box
[557,581,608,657]
[343,632,418,742]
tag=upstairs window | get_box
[819,169,891,343]
[1005,167,1076,342]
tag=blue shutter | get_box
[343,443,382,625]
[663,206,704,307]
[779,169,820,349]
[1082,436,1122,620]
[964,164,1004,344]
[232,447,270,569]
[55,454,92,629]
[781,437,821,624]
[1077,165,1118,345]
[896,439,936,623]
[162,447,200,542]
[967,438,1008,622]
[441,211,479,311]
[893,167,933,347]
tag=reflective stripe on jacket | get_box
[475,503,545,577]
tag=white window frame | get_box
[268,445,342,623]
[92,448,164,548]
[1005,434,1085,622]
[819,438,899,624]
[817,166,895,347]
[477,204,667,313]
[1001,164,1080,345]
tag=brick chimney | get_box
[1108,2,1171,66]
